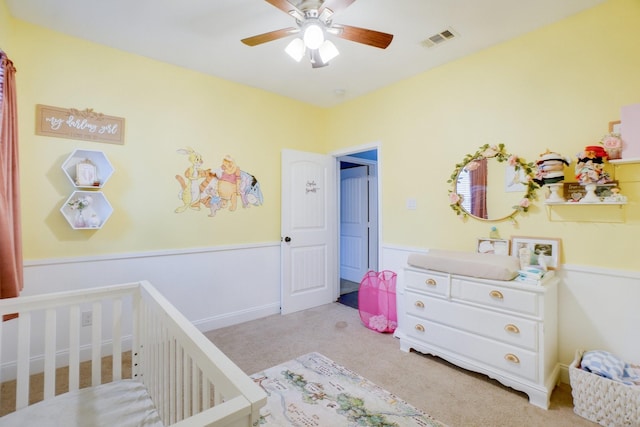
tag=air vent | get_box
[421,28,458,48]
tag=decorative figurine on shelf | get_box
[534,150,571,203]
[67,195,92,228]
[575,145,612,203]
[88,213,101,228]
[603,187,628,203]
[489,227,500,239]
[575,146,611,184]
[600,132,623,160]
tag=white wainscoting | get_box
[8,243,639,385]
[2,243,281,381]
[22,242,282,331]
[380,244,640,384]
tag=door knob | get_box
[283,236,291,242]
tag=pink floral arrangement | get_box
[600,132,623,160]
[601,133,622,150]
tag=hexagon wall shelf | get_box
[61,149,114,189]
[60,190,113,230]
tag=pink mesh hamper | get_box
[358,270,397,333]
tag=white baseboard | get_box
[193,302,281,332]
[1,337,133,382]
[558,363,571,385]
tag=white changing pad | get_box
[0,379,163,427]
[407,249,520,281]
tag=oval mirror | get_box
[448,144,538,222]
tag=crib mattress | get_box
[0,379,163,427]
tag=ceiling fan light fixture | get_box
[318,40,339,63]
[285,38,306,62]
[303,22,324,49]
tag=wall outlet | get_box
[81,311,92,327]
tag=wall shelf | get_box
[544,201,626,223]
[544,201,627,206]
[609,158,640,165]
[60,191,113,230]
[61,149,114,189]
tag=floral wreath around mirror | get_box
[447,143,539,222]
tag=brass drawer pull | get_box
[504,324,520,334]
[504,353,520,364]
[425,278,437,286]
[414,300,425,308]
[415,324,425,332]
[489,290,504,300]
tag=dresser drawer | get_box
[404,269,449,296]
[405,291,538,351]
[405,315,538,382]
[452,279,539,316]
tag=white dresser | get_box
[395,266,559,409]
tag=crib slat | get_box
[169,337,176,424]
[183,355,191,418]
[69,305,80,391]
[191,359,199,415]
[16,311,31,410]
[112,298,122,381]
[203,377,211,410]
[43,308,57,399]
[91,301,102,387]
[176,344,184,421]
[161,317,168,422]
[131,290,140,380]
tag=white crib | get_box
[0,280,266,426]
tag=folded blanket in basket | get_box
[581,350,640,385]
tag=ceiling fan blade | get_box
[319,0,357,15]
[264,0,303,18]
[333,24,393,49]
[241,27,299,47]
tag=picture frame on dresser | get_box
[476,238,510,255]
[510,236,561,270]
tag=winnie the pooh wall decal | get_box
[175,148,263,216]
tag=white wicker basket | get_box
[570,349,640,427]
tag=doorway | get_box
[336,148,379,309]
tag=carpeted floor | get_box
[206,302,594,427]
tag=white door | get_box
[281,149,337,315]
[340,166,369,282]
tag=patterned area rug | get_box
[251,352,447,427]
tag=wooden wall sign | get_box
[35,104,125,144]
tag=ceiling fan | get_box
[241,0,394,68]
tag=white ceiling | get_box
[6,0,605,108]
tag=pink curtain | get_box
[0,51,23,321]
[470,158,488,219]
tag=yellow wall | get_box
[0,0,12,51]
[3,0,640,270]
[327,0,640,270]
[5,17,326,259]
